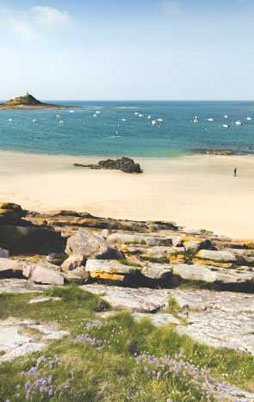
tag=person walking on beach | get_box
[234,167,237,177]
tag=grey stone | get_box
[66,230,123,260]
[172,264,217,283]
[172,290,254,355]
[61,255,84,272]
[107,233,173,247]
[23,262,64,285]
[82,284,170,313]
[0,278,51,294]
[0,279,51,294]
[196,249,237,262]
[0,258,23,274]
[141,263,172,279]
[85,259,139,275]
[63,266,88,281]
[0,318,68,362]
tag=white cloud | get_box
[30,6,73,29]
[160,1,182,17]
[8,6,74,42]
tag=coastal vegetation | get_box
[1,286,254,401]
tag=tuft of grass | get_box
[167,297,181,316]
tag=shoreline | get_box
[0,150,254,239]
[0,105,83,110]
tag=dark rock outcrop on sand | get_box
[74,157,143,173]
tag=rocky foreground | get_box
[2,202,254,346]
[2,202,254,400]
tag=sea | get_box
[0,100,254,157]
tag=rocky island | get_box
[0,92,82,110]
[1,201,254,400]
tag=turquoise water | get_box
[0,101,254,157]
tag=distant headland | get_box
[0,92,82,110]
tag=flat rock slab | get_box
[0,279,51,294]
[0,317,68,363]
[108,233,173,246]
[196,249,237,262]
[85,259,138,274]
[171,289,254,313]
[82,284,171,313]
[171,290,254,355]
[83,284,254,355]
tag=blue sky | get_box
[0,0,254,100]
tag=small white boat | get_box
[147,115,151,119]
[56,115,60,119]
[138,114,144,117]
[157,118,163,122]
[224,115,228,119]
[8,118,13,122]
[151,120,157,125]
[32,119,37,123]
[96,111,101,114]
[59,120,64,124]
[222,124,229,128]
[235,121,242,126]
[121,118,126,122]
[134,112,139,115]
[93,114,97,117]
[69,110,74,113]
[246,117,252,121]
[193,116,199,124]
[207,118,214,122]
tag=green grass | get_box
[118,258,143,268]
[0,285,254,401]
[0,285,109,332]
[167,297,181,316]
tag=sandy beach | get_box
[0,150,254,239]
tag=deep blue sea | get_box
[0,101,254,157]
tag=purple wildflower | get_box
[27,366,38,376]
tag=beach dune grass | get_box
[1,286,254,400]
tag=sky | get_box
[0,0,254,100]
